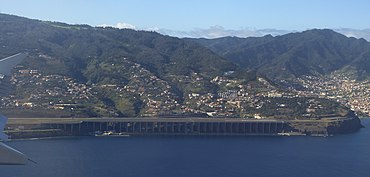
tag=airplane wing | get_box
[0,114,29,165]
[0,52,26,140]
[0,53,27,96]
[0,53,28,75]
[0,53,29,165]
[0,142,29,165]
[0,113,9,141]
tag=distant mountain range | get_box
[158,26,370,42]
[189,29,370,81]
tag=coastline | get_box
[4,116,364,139]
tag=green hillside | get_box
[0,13,238,117]
[190,29,370,80]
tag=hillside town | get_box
[297,74,370,116]
[1,62,368,118]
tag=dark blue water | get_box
[1,118,370,177]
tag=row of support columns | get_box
[46,121,288,136]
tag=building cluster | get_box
[94,58,181,116]
[297,74,370,116]
[2,58,369,118]
[1,69,94,111]
[178,75,287,117]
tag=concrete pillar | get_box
[254,122,257,133]
[158,122,162,134]
[170,122,174,133]
[275,122,278,133]
[268,122,271,134]
[145,122,149,133]
[229,123,233,134]
[216,122,220,134]
[78,124,81,135]
[281,122,284,132]
[195,122,199,134]
[177,123,181,133]
[244,123,247,134]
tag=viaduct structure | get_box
[41,118,293,136]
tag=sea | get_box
[1,118,370,177]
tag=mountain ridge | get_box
[188,29,370,81]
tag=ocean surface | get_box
[1,118,370,177]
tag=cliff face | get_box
[288,116,363,135]
[326,117,364,134]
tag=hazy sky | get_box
[0,0,369,31]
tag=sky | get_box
[1,0,370,39]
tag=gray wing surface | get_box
[0,142,29,165]
[0,53,27,96]
[0,53,29,165]
[0,53,27,75]
[0,114,8,141]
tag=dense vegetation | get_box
[0,14,236,80]
[189,29,370,80]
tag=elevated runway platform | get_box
[8,118,293,136]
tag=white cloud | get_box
[97,24,110,28]
[96,23,370,41]
[144,27,160,31]
[157,27,370,41]
[333,28,370,41]
[115,22,136,29]
[97,22,136,29]
[156,26,293,38]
